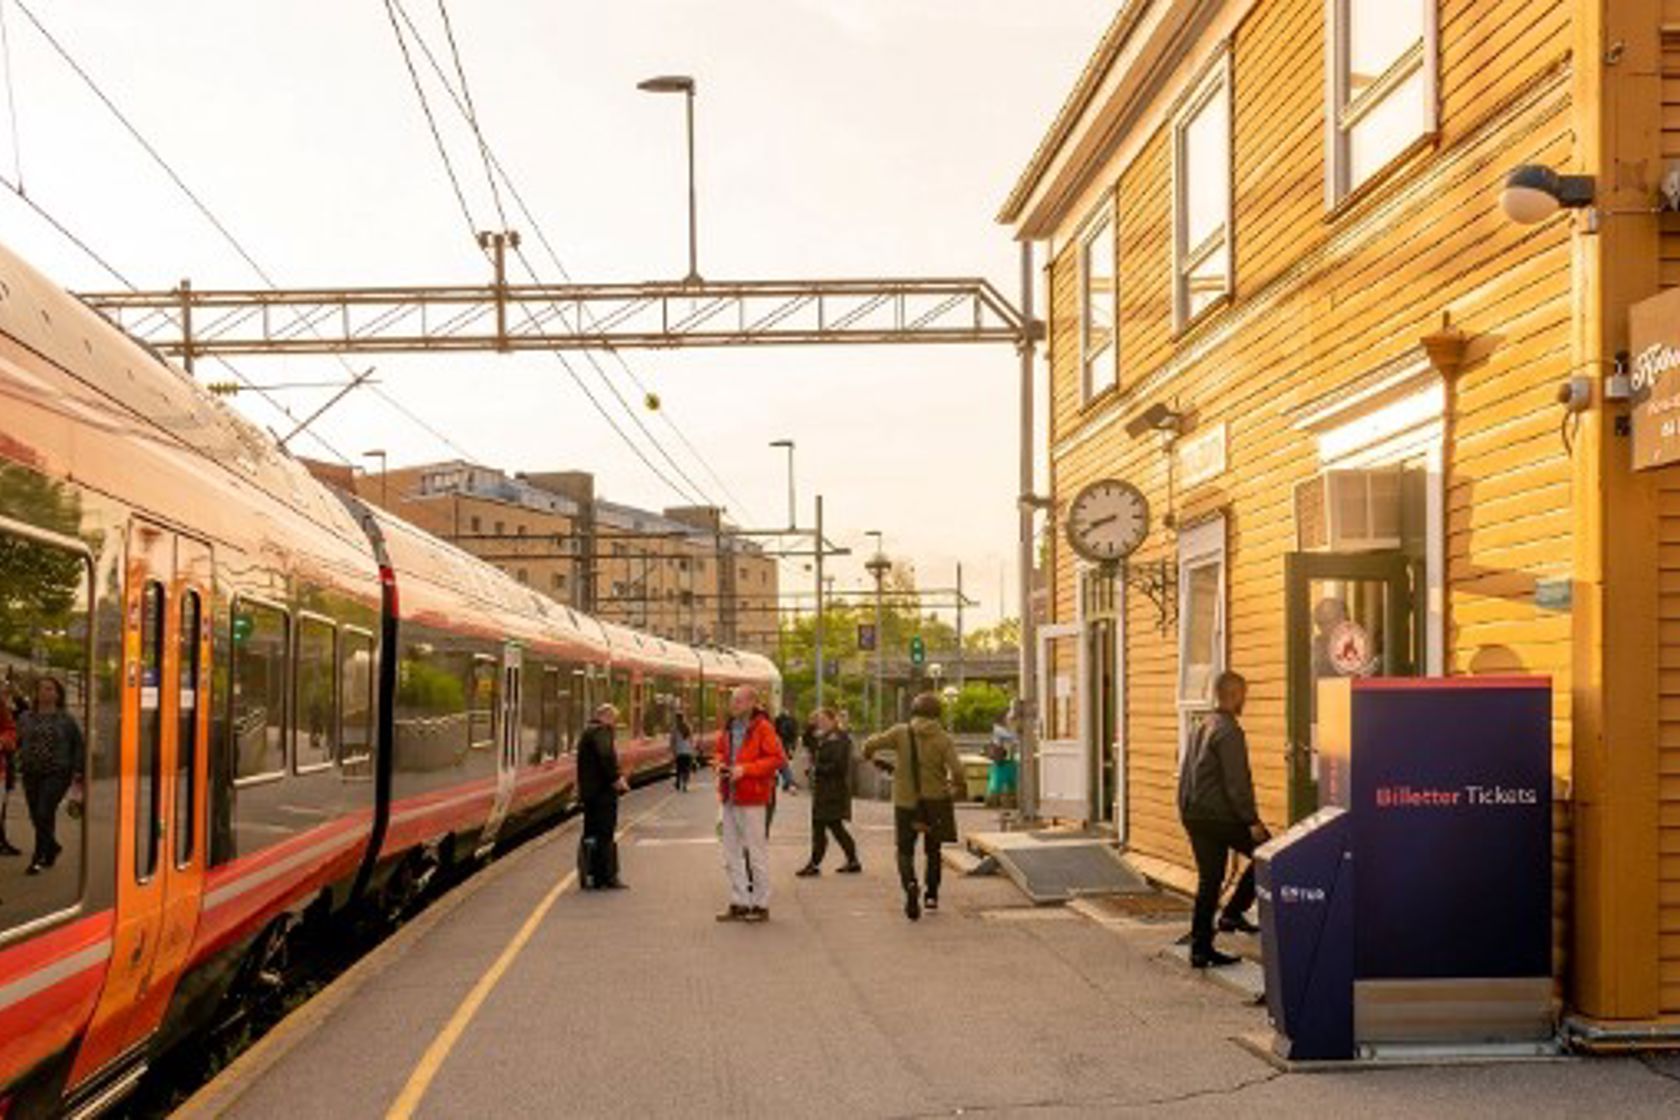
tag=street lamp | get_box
[363,449,388,508]
[769,439,796,529]
[865,540,892,730]
[637,74,700,285]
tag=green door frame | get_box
[1284,551,1418,822]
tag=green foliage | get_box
[948,681,1014,733]
[775,558,967,721]
[397,656,466,713]
[963,617,1020,652]
[0,469,88,665]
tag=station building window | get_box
[1174,52,1232,328]
[1327,0,1437,204]
[1176,517,1226,764]
[1079,207,1117,402]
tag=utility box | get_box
[1256,807,1354,1060]
[1259,677,1554,1060]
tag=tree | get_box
[964,617,1020,653]
[948,681,1014,733]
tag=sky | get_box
[0,0,1114,628]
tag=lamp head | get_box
[1123,401,1186,440]
[637,75,695,95]
[1501,164,1595,224]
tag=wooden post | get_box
[1570,0,1663,1022]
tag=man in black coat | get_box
[1178,670,1269,968]
[577,703,629,890]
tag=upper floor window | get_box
[1079,212,1117,403]
[1174,54,1232,328]
[1328,0,1437,204]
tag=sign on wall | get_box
[1176,421,1228,490]
[1629,286,1680,470]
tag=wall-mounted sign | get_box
[1177,421,1228,490]
[1629,286,1680,470]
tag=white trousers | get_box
[720,803,771,909]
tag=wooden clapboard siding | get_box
[1042,0,1576,874]
[1654,15,1680,1018]
[1657,474,1680,1009]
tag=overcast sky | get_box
[0,0,1113,627]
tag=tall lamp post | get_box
[363,449,388,508]
[865,535,890,731]
[770,439,796,529]
[636,74,701,285]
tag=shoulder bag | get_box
[907,726,958,844]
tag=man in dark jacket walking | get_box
[577,703,629,890]
[1178,670,1269,967]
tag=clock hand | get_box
[1086,514,1118,531]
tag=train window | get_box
[0,523,93,939]
[523,662,547,765]
[610,670,631,734]
[339,629,374,769]
[231,598,289,784]
[468,656,496,750]
[295,617,337,773]
[136,580,165,883]
[175,590,202,869]
[644,678,673,738]
[536,667,559,761]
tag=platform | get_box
[180,782,1680,1119]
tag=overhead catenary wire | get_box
[0,166,352,463]
[0,0,22,191]
[420,0,720,512]
[11,0,505,467]
[390,0,759,523]
[382,0,717,511]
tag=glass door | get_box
[1284,551,1418,822]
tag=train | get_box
[0,239,779,1118]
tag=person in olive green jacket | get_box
[862,692,966,921]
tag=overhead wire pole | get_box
[1017,241,1042,823]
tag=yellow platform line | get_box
[387,793,674,1119]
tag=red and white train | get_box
[0,240,778,1117]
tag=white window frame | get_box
[1172,50,1233,331]
[1325,0,1439,206]
[1078,203,1118,404]
[1176,516,1227,765]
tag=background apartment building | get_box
[308,458,778,655]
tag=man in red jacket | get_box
[714,686,786,923]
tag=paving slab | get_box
[195,779,1680,1119]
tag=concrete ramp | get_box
[967,831,1152,904]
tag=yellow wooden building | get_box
[1002,0,1680,1036]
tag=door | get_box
[1284,551,1418,821]
[478,644,522,854]
[70,523,210,1082]
[1086,618,1118,827]
[1036,623,1087,819]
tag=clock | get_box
[1065,479,1149,563]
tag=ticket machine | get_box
[1256,677,1553,1059]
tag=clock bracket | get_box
[1096,557,1178,634]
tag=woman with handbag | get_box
[862,692,966,922]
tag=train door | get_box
[69,522,209,1084]
[478,644,522,855]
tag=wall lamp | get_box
[1501,164,1596,225]
[1124,401,1187,440]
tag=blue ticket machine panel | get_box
[1318,676,1553,1050]
[1257,808,1353,1060]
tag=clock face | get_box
[1066,479,1149,563]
